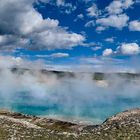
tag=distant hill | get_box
[9,67,140,80]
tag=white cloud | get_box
[74,14,84,22]
[96,26,106,32]
[56,0,65,6]
[87,4,99,17]
[77,14,84,19]
[129,20,140,31]
[80,57,104,65]
[118,43,140,55]
[106,1,123,14]
[38,0,65,7]
[30,31,85,50]
[0,35,28,51]
[81,42,97,47]
[96,14,129,29]
[92,46,102,51]
[79,57,125,72]
[85,0,134,32]
[93,0,134,31]
[0,0,59,35]
[104,37,115,43]
[39,0,65,6]
[85,20,95,27]
[0,55,47,70]
[102,48,113,56]
[50,53,69,58]
[0,0,85,50]
[40,0,76,14]
[37,53,69,58]
[123,0,134,9]
[106,0,134,14]
[63,4,77,14]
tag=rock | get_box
[0,108,139,139]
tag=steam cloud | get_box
[0,56,140,124]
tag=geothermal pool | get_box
[0,94,140,124]
[0,70,140,124]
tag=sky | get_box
[0,0,140,72]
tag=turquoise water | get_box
[0,91,140,124]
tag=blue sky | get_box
[0,0,140,71]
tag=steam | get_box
[0,56,140,124]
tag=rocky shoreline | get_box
[0,108,139,140]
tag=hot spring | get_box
[0,68,140,124]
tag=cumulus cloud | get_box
[0,0,85,51]
[106,0,123,14]
[86,4,99,17]
[0,0,58,35]
[93,0,134,31]
[102,43,140,56]
[106,0,134,14]
[96,14,129,29]
[30,30,85,50]
[129,20,140,31]
[0,35,29,51]
[118,43,140,55]
[102,48,113,56]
